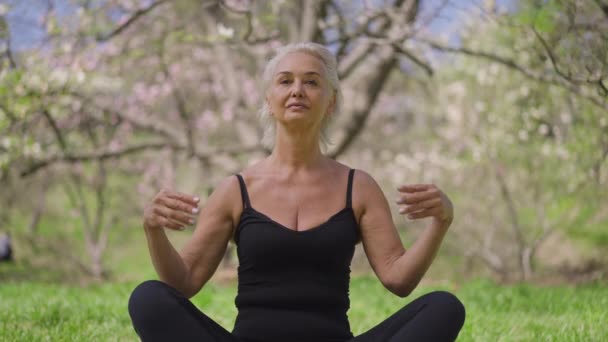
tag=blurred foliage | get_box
[0,0,606,283]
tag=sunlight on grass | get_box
[1,277,606,341]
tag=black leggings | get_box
[128,280,465,342]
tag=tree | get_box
[1,0,427,280]
[1,0,605,281]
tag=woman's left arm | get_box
[355,171,454,297]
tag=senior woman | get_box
[128,42,465,342]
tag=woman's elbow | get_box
[382,276,416,298]
[387,284,414,298]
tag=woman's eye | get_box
[280,79,291,84]
[305,80,318,85]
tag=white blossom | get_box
[518,130,529,141]
[1,137,11,149]
[217,23,234,38]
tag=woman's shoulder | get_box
[234,159,267,181]
[207,174,242,206]
[329,160,376,184]
[322,161,381,200]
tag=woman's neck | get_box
[268,130,325,173]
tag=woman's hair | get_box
[259,42,343,151]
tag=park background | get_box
[1,0,607,340]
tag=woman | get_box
[128,42,465,342]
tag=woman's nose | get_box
[290,80,304,97]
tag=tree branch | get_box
[420,38,608,112]
[158,36,195,157]
[5,32,16,69]
[330,46,397,158]
[41,109,68,149]
[218,0,254,42]
[593,0,608,19]
[494,163,526,279]
[392,44,433,76]
[96,0,169,42]
[299,0,326,42]
[22,233,94,277]
[532,28,604,86]
[331,0,418,156]
[19,141,265,178]
[0,103,18,125]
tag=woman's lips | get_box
[288,104,309,110]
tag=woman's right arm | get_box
[142,176,240,298]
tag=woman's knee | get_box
[424,290,466,325]
[128,280,183,324]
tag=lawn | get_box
[1,276,606,341]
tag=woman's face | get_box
[266,52,334,132]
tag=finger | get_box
[399,197,442,214]
[159,197,200,215]
[165,191,200,206]
[396,188,439,205]
[406,207,441,220]
[397,184,431,193]
[154,206,195,226]
[159,216,185,230]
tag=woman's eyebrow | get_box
[276,71,322,77]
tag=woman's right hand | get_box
[143,189,200,231]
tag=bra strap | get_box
[346,169,355,208]
[235,174,251,208]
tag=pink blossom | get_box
[161,82,173,96]
[169,63,182,76]
[222,103,234,121]
[108,139,122,152]
[198,109,218,130]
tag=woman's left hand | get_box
[395,184,454,227]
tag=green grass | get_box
[1,276,606,341]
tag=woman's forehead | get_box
[274,52,326,75]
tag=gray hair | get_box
[259,42,343,151]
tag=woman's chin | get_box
[277,114,320,130]
[282,111,314,121]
